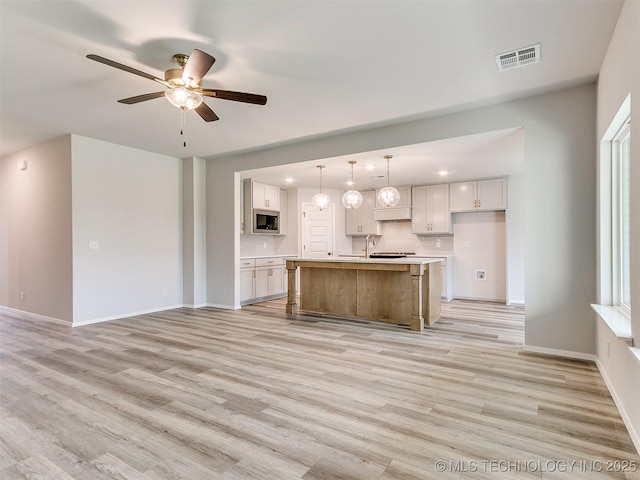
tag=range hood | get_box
[373,206,412,221]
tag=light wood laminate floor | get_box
[1,300,638,479]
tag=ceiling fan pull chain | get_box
[180,107,187,147]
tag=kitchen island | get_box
[285,257,442,331]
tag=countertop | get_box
[240,254,298,260]
[338,254,453,259]
[287,257,444,265]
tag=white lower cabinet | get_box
[240,258,256,303]
[429,257,454,301]
[240,256,288,305]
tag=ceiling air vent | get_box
[495,44,540,72]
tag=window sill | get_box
[591,304,632,343]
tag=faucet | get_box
[364,234,376,258]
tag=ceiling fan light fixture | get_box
[165,87,203,110]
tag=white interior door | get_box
[302,203,334,258]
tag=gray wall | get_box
[71,135,183,324]
[207,83,597,355]
[595,0,639,452]
[0,136,73,322]
[183,157,207,307]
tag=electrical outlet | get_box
[89,241,100,250]
[436,239,441,248]
[475,270,486,280]
[162,288,168,297]
[19,291,25,301]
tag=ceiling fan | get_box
[87,49,267,146]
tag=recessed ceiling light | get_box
[438,170,448,176]
[346,180,354,186]
[365,164,375,171]
[285,177,294,183]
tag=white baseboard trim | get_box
[0,305,70,325]
[522,344,596,362]
[507,300,525,306]
[182,303,208,309]
[72,304,183,327]
[206,303,240,310]
[596,358,640,455]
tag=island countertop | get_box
[288,257,444,265]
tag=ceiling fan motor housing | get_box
[164,68,186,86]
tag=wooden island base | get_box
[286,258,441,331]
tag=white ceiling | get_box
[240,127,525,190]
[0,1,623,188]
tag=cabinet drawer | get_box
[240,259,256,268]
[255,257,280,267]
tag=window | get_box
[598,94,631,321]
[613,120,631,314]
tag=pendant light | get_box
[311,165,331,211]
[341,160,364,209]
[377,155,400,207]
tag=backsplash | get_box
[351,220,453,256]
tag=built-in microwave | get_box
[253,209,280,234]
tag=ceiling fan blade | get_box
[117,92,167,104]
[182,49,215,86]
[195,102,219,122]
[87,54,171,87]
[201,89,267,105]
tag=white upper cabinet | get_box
[251,181,280,211]
[411,184,451,234]
[345,190,381,236]
[449,178,507,212]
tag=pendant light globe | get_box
[341,160,363,209]
[342,189,364,209]
[377,155,400,207]
[312,165,330,211]
[312,192,331,211]
[377,186,400,207]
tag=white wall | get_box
[208,82,597,356]
[505,173,525,304]
[595,0,639,453]
[0,136,73,322]
[71,135,183,325]
[453,211,506,302]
